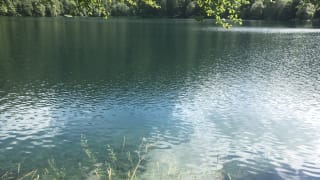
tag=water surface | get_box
[0,17,320,179]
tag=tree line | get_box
[0,0,319,21]
[243,0,319,20]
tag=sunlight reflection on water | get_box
[204,27,320,34]
[0,18,320,180]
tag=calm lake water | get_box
[0,17,320,179]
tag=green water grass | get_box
[0,135,150,180]
[0,135,230,180]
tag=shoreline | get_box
[0,15,319,28]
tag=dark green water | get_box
[0,17,320,179]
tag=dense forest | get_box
[0,0,319,21]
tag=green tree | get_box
[197,0,250,28]
[19,0,34,16]
[62,0,78,15]
[264,0,295,20]
[166,0,178,16]
[0,0,253,27]
[43,0,62,16]
[186,1,198,17]
[296,1,315,19]
[33,0,46,16]
[250,0,264,19]
[5,0,17,15]
[277,0,295,20]
[0,1,8,15]
[111,2,130,16]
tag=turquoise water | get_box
[0,17,320,179]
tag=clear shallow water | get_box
[0,17,320,179]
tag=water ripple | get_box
[1,18,320,179]
[203,27,320,34]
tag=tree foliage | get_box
[241,0,319,20]
[250,0,264,19]
[263,0,295,20]
[0,0,319,24]
[296,1,316,19]
[197,0,249,27]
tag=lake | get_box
[0,17,320,180]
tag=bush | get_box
[186,1,197,17]
[296,2,316,20]
[33,1,46,16]
[263,0,276,19]
[263,0,295,20]
[0,3,8,15]
[45,0,62,16]
[5,0,17,15]
[76,0,107,16]
[62,0,78,15]
[277,0,295,20]
[158,0,167,15]
[20,0,33,16]
[166,0,178,16]
[92,5,107,16]
[250,0,264,19]
[111,2,130,16]
[314,8,320,19]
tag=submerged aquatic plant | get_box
[0,135,229,180]
[1,135,150,180]
[80,135,150,180]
